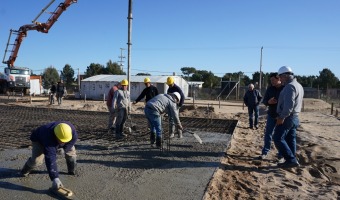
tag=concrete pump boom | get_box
[2,0,77,68]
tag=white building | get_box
[80,75,189,100]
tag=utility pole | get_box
[118,48,126,71]
[77,68,80,90]
[127,0,133,93]
[259,46,263,91]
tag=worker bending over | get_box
[144,92,183,148]
[20,121,78,190]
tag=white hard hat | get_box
[278,66,293,75]
[173,92,181,102]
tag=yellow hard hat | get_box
[121,79,129,86]
[166,76,174,85]
[54,123,72,143]
[144,77,151,83]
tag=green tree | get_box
[105,60,126,75]
[136,73,151,76]
[222,71,249,87]
[85,63,105,77]
[317,68,339,89]
[62,64,75,88]
[192,70,219,88]
[42,66,59,89]
[180,67,196,81]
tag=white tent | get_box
[80,75,188,100]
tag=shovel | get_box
[183,129,203,144]
[127,114,137,133]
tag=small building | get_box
[30,75,43,95]
[80,75,189,100]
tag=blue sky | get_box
[1,0,340,79]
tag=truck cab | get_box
[0,66,31,94]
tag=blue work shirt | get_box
[30,121,78,180]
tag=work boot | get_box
[169,124,175,138]
[20,163,33,177]
[178,129,183,139]
[150,132,156,145]
[156,136,162,148]
[66,157,77,175]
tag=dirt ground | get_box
[0,96,339,199]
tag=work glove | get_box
[52,178,63,190]
[177,124,183,130]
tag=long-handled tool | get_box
[183,129,203,144]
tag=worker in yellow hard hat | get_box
[133,77,159,142]
[112,79,130,139]
[166,76,185,138]
[20,121,78,191]
[133,77,159,104]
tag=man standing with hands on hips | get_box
[273,66,304,168]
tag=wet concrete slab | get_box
[0,104,235,199]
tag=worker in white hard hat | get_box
[133,77,159,104]
[20,121,78,190]
[243,83,262,129]
[273,66,304,168]
[144,92,183,148]
[166,76,185,138]
[112,79,130,139]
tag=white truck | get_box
[1,0,77,95]
[0,66,31,94]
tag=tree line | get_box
[36,60,340,90]
[181,67,340,90]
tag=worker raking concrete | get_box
[20,121,78,198]
[144,92,183,148]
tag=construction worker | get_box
[50,82,56,105]
[133,77,159,104]
[144,92,183,148]
[273,66,304,168]
[107,83,120,130]
[243,83,262,129]
[20,121,78,190]
[258,73,284,160]
[112,79,130,139]
[166,76,185,138]
[56,80,65,105]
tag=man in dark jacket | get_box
[50,82,57,105]
[243,83,262,129]
[166,76,185,138]
[20,121,78,190]
[133,77,159,104]
[258,73,284,160]
[144,92,183,148]
[56,80,65,105]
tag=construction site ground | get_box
[0,96,339,200]
[0,96,237,200]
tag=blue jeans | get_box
[273,115,299,163]
[262,115,282,157]
[247,105,259,127]
[144,107,162,137]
